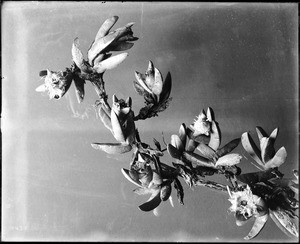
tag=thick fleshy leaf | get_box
[171,135,184,153]
[270,209,299,238]
[196,143,218,162]
[135,71,153,94]
[160,184,172,201]
[71,38,84,68]
[39,70,48,77]
[91,143,132,154]
[215,153,242,167]
[241,132,264,169]
[160,72,172,102]
[206,107,214,122]
[260,137,276,164]
[88,31,119,64]
[152,68,163,97]
[93,53,128,74]
[145,61,155,89]
[216,138,240,157]
[255,126,268,142]
[139,189,162,212]
[264,147,287,169]
[108,42,134,52]
[121,168,142,187]
[244,214,268,240]
[99,105,112,132]
[167,144,182,159]
[186,139,198,152]
[178,123,187,149]
[182,151,215,168]
[208,121,221,151]
[94,16,119,41]
[73,76,85,103]
[111,109,126,143]
[174,178,184,205]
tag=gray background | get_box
[2,2,298,242]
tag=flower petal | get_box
[241,132,264,170]
[208,121,221,151]
[264,147,287,169]
[99,105,112,132]
[215,153,242,167]
[91,143,132,154]
[151,67,163,97]
[186,139,198,152]
[145,61,155,89]
[133,187,151,195]
[35,84,47,92]
[244,214,268,240]
[255,126,268,142]
[160,183,172,201]
[159,72,172,102]
[108,42,134,51]
[93,53,128,74]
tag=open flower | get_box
[91,94,136,154]
[72,16,138,74]
[190,108,212,137]
[227,185,269,240]
[121,153,174,214]
[36,69,74,100]
[133,61,172,119]
[241,127,287,170]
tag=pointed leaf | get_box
[182,151,215,168]
[152,67,163,97]
[88,31,119,64]
[241,132,264,167]
[270,128,279,140]
[174,178,184,205]
[135,71,152,94]
[206,107,214,122]
[215,153,242,167]
[196,143,218,161]
[260,137,276,164]
[270,209,299,238]
[108,42,134,51]
[91,143,132,154]
[73,76,85,103]
[71,38,84,69]
[171,134,184,153]
[121,168,142,187]
[264,147,287,169]
[139,189,162,212]
[217,138,240,157]
[95,16,119,40]
[244,214,268,240]
[208,121,221,151]
[167,144,182,159]
[111,110,126,143]
[178,123,187,149]
[256,126,268,142]
[93,53,128,74]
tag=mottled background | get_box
[2,2,298,242]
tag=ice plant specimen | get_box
[36,16,298,241]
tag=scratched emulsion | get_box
[2,2,298,242]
